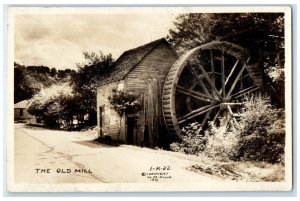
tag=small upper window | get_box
[20,109,23,116]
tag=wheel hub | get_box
[219,102,243,110]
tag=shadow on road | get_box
[23,123,56,131]
[73,139,120,148]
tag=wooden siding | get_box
[124,42,178,94]
[124,43,177,147]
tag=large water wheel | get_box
[162,41,262,139]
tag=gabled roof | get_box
[98,38,177,86]
[14,100,30,109]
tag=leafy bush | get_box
[108,89,141,141]
[203,124,239,161]
[170,94,285,164]
[108,89,141,116]
[169,122,206,155]
[28,83,83,130]
[204,94,285,163]
[236,95,285,163]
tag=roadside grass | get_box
[187,156,285,182]
[120,145,285,182]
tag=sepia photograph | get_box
[6,6,292,192]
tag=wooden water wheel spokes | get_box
[162,41,262,139]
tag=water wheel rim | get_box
[162,41,256,139]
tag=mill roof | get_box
[99,38,177,86]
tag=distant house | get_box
[14,100,35,123]
[97,38,178,147]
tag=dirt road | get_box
[14,123,219,184]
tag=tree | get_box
[14,63,63,103]
[167,13,284,55]
[108,89,141,141]
[28,83,81,129]
[50,68,57,77]
[26,65,50,74]
[167,13,285,107]
[167,14,214,54]
[57,70,67,79]
[14,62,38,103]
[72,51,115,125]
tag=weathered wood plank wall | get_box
[124,42,178,147]
[146,78,164,147]
[125,42,178,95]
[147,79,155,147]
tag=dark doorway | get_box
[127,117,137,145]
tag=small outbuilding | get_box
[97,38,178,147]
[14,100,35,123]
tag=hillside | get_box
[14,62,76,103]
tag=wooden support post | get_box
[144,92,148,146]
[145,79,161,148]
[148,79,155,148]
[152,79,159,139]
[133,123,137,145]
[138,93,145,146]
[157,80,163,138]
[226,105,239,128]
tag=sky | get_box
[14,13,177,70]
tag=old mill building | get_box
[97,38,178,148]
